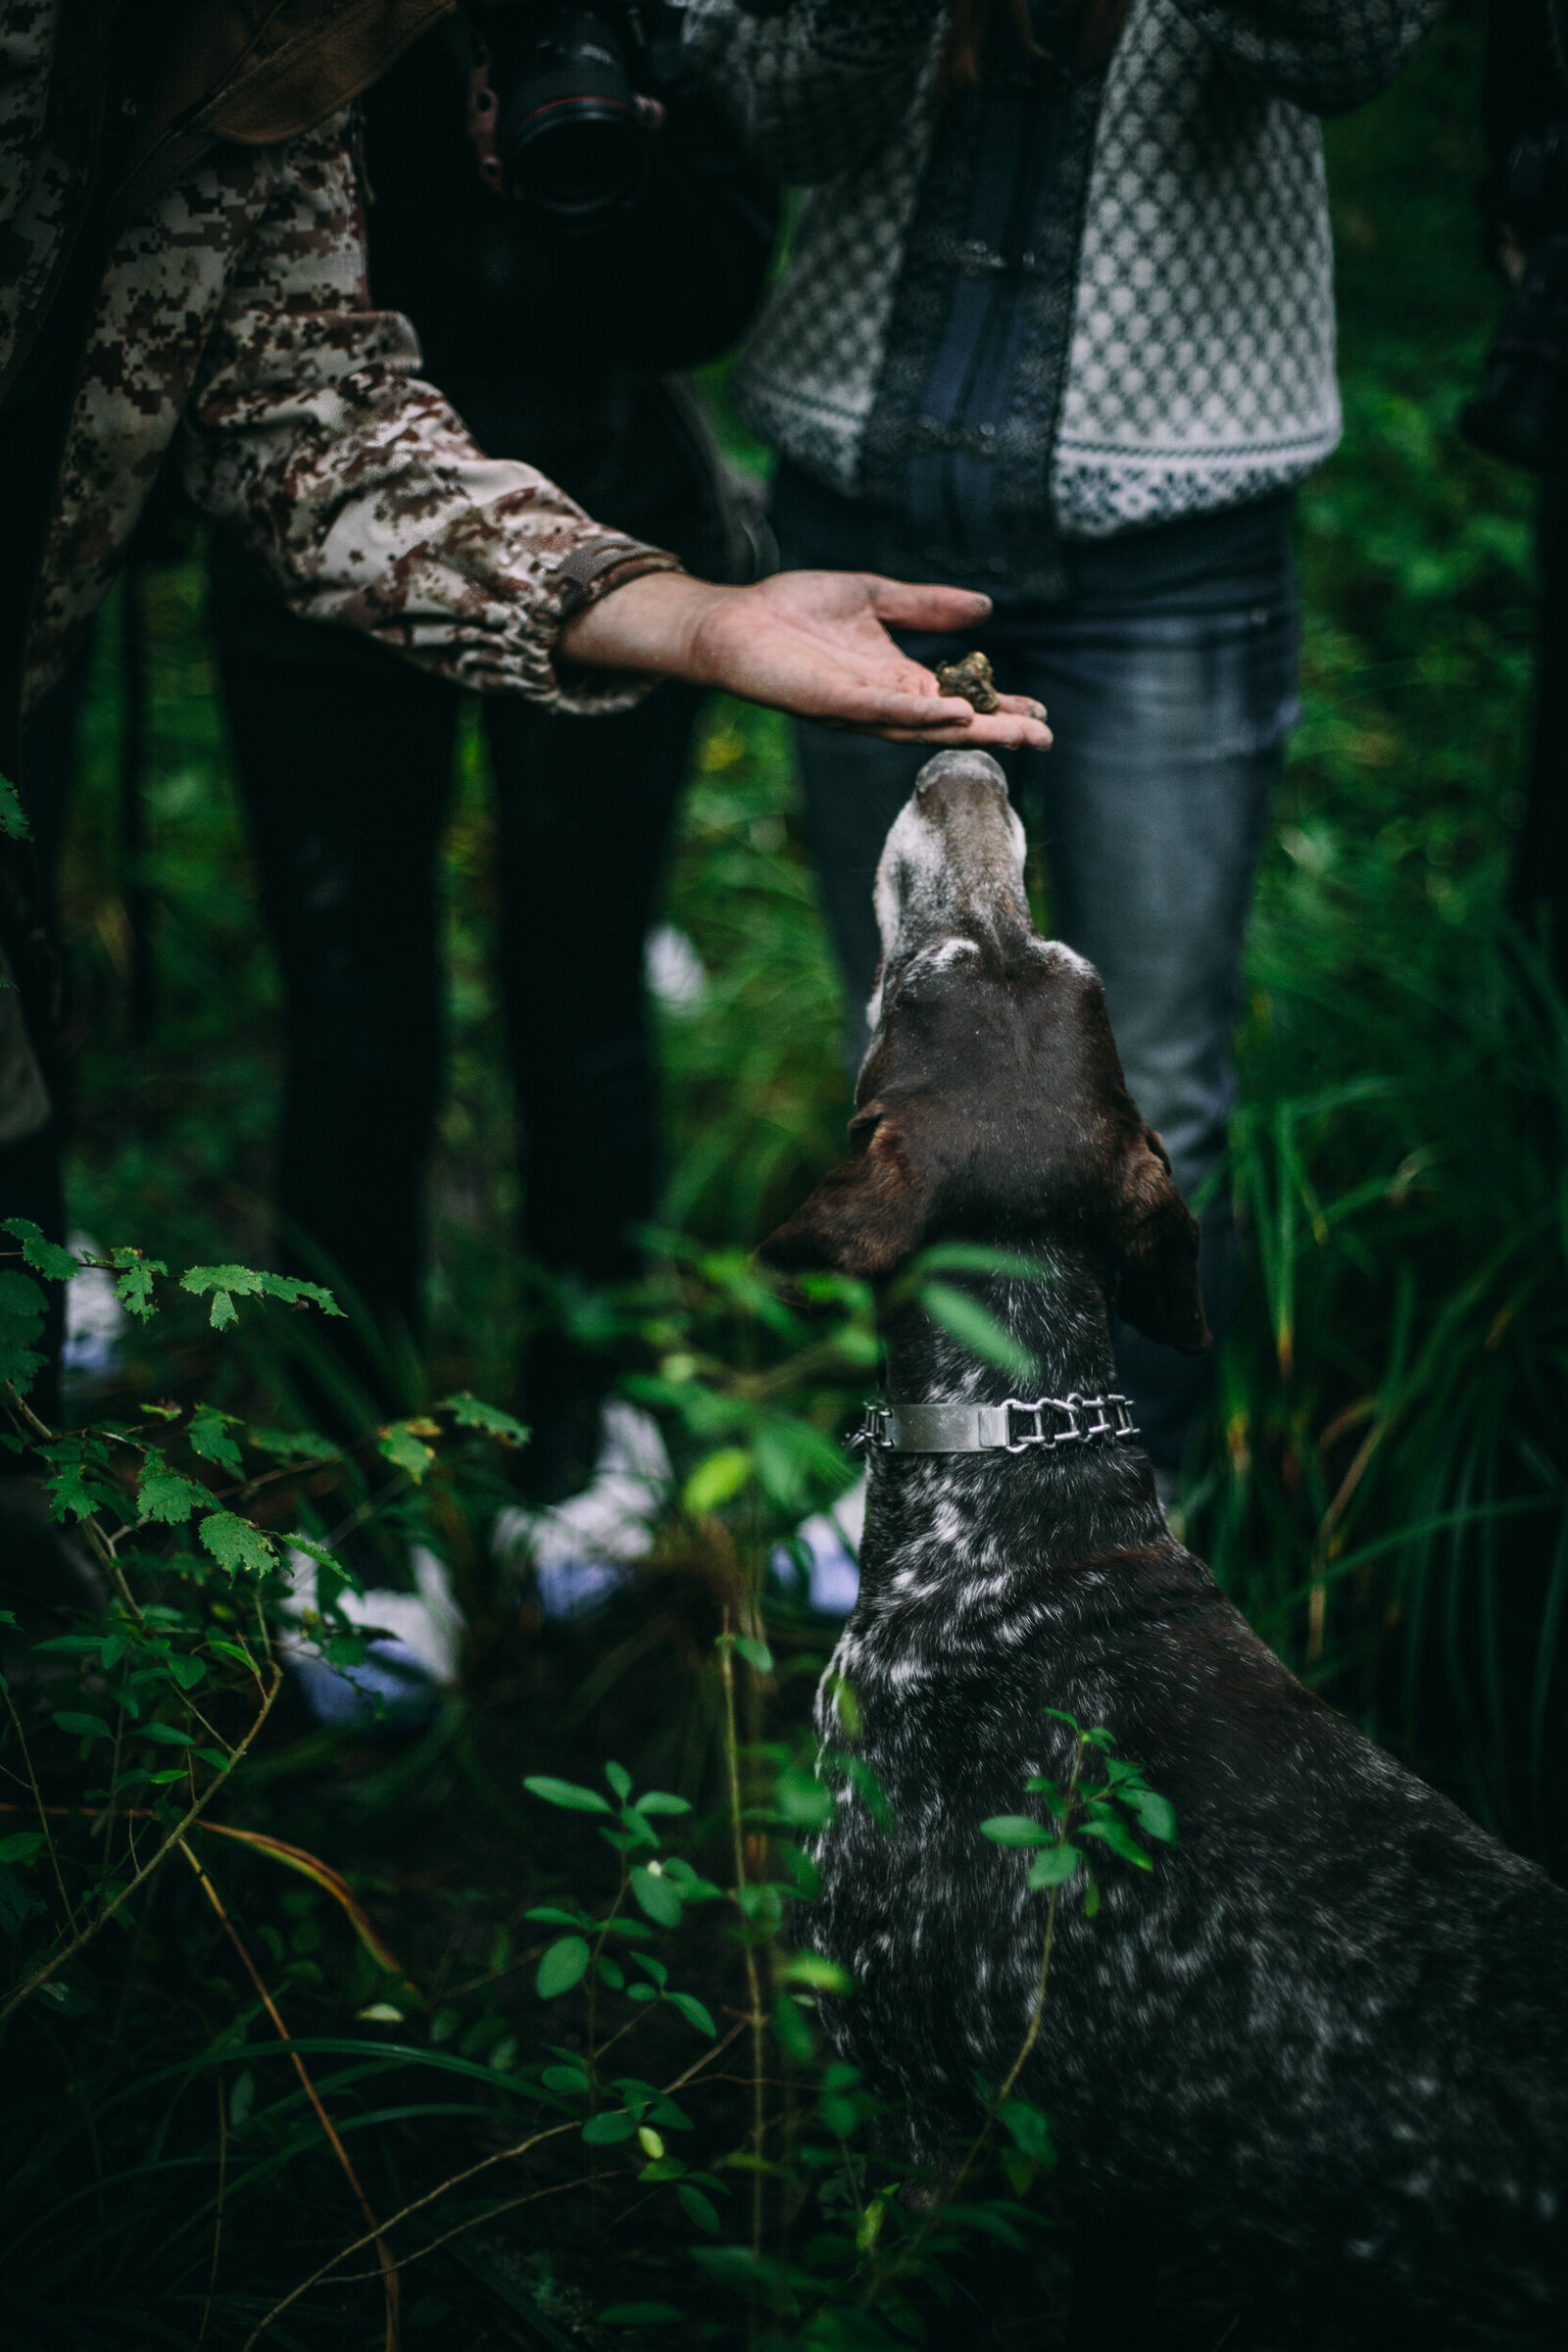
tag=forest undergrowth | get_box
[3,8,1565,2346]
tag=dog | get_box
[761,751,1568,2346]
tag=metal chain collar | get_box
[852,1394,1138,1457]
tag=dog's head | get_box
[761,752,1209,1353]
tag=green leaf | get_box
[1120,1786,1178,1843]
[666,1990,715,2037]
[581,2108,636,2144]
[138,1463,211,1526]
[605,1759,633,1800]
[198,1512,276,1576]
[54,1712,112,1742]
[524,1775,613,1815]
[180,1264,343,1328]
[2,1218,79,1281]
[0,1268,47,1394]
[980,1814,1053,1848]
[187,1404,244,1478]
[998,2096,1056,2164]
[0,1831,46,1863]
[526,1904,587,1928]
[633,1790,691,1816]
[677,2185,721,2235]
[536,1934,590,1999]
[734,1636,773,1675]
[682,1446,752,1516]
[47,1454,112,1524]
[1026,1843,1082,1888]
[376,1420,436,1483]
[0,770,31,840]
[773,1766,834,1832]
[109,1249,165,1320]
[139,1721,197,1747]
[1079,1814,1154,1868]
[917,1284,1039,1384]
[437,1391,529,1446]
[542,2063,590,2096]
[630,1865,683,1928]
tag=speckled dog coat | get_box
[763,752,1568,2347]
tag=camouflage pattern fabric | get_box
[4,4,679,721]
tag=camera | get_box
[480,2,672,225]
[1462,121,1568,474]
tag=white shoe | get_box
[772,1472,864,1617]
[278,1544,461,1729]
[493,1399,672,1620]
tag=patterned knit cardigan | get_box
[685,0,1444,538]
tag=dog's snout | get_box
[912,749,1010,806]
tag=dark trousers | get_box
[210,542,699,1458]
[773,477,1298,1478]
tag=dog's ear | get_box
[760,1116,934,1279]
[1108,1125,1210,1354]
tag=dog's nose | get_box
[913,749,1009,806]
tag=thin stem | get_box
[0,1660,283,2028]
[718,1615,766,2267]
[0,1678,76,1936]
[177,1839,401,2352]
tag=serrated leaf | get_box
[917,1283,1039,1384]
[524,1775,613,1814]
[377,1420,436,1482]
[682,1446,752,1516]
[0,1267,46,1393]
[437,1391,529,1446]
[138,1462,211,1525]
[2,1218,79,1281]
[180,1264,343,1326]
[47,1455,111,1524]
[0,771,30,840]
[980,1814,1053,1848]
[110,1250,165,1320]
[535,1935,590,1998]
[630,1865,682,1928]
[187,1404,244,1477]
[198,1513,276,1576]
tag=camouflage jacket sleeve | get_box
[180,113,681,710]
[682,0,946,184]
[1168,1,1444,115]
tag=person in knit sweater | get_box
[686,0,1442,1489]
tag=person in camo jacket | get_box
[685,0,1443,1494]
[0,0,1047,1413]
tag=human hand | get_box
[558,569,1052,748]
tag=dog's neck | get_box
[858,1245,1170,1596]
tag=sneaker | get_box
[771,1473,863,1618]
[494,1398,671,1621]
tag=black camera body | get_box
[483,1,677,224]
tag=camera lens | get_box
[497,8,649,223]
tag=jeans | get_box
[775,483,1298,1476]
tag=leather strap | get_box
[853,1393,1138,1456]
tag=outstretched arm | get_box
[560,571,1050,748]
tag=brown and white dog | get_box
[763,750,1568,2347]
